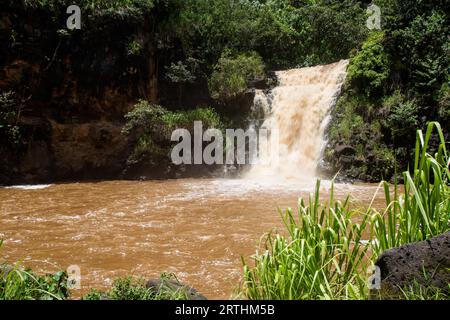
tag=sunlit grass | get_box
[241,122,449,300]
[371,122,450,256]
[241,180,371,300]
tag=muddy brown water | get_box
[0,178,384,299]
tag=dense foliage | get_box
[122,100,223,163]
[171,0,368,70]
[208,51,265,101]
[326,0,450,181]
[3,0,448,181]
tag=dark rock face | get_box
[0,3,224,185]
[0,3,159,184]
[146,279,207,300]
[375,232,450,297]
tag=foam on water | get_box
[4,184,52,190]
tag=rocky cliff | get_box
[0,2,176,184]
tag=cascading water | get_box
[246,59,349,181]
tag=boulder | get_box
[146,278,207,300]
[374,232,450,298]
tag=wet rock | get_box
[146,279,207,300]
[374,232,450,298]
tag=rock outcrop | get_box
[374,232,450,298]
[0,2,220,185]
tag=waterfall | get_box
[245,59,349,181]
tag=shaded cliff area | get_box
[0,1,246,184]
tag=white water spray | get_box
[246,59,349,181]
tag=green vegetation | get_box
[126,39,143,56]
[371,122,450,255]
[241,122,450,300]
[0,240,69,300]
[208,51,265,101]
[0,266,69,300]
[173,0,367,70]
[82,274,190,300]
[122,100,223,163]
[24,0,156,12]
[122,100,223,135]
[20,0,368,68]
[399,281,450,301]
[327,0,449,181]
[0,241,69,300]
[242,181,369,300]
[346,32,389,95]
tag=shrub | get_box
[399,282,450,301]
[82,274,190,300]
[122,100,223,136]
[121,100,168,136]
[384,92,419,144]
[122,100,223,163]
[165,59,198,84]
[161,107,222,131]
[208,51,265,101]
[127,39,143,56]
[346,32,389,95]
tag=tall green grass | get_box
[241,122,449,300]
[371,122,449,256]
[241,181,371,300]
